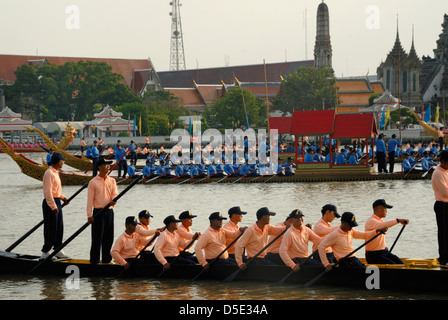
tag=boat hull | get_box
[1,251,447,293]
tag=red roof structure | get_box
[269,116,292,134]
[290,110,336,135]
[331,113,378,139]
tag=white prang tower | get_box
[314,0,333,71]
[169,0,186,71]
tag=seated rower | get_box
[312,204,340,264]
[142,160,156,177]
[176,211,201,262]
[336,149,347,164]
[195,212,247,269]
[111,216,153,269]
[136,210,163,252]
[266,211,295,264]
[313,148,324,162]
[365,199,409,264]
[303,148,315,163]
[207,163,217,177]
[234,207,287,269]
[127,163,140,177]
[224,206,248,260]
[153,215,197,270]
[318,212,387,270]
[279,210,323,271]
[402,153,413,173]
[348,150,358,164]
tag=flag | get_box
[128,114,130,135]
[139,115,142,136]
[133,114,136,136]
[435,104,440,124]
[380,107,386,129]
[193,114,196,133]
[188,116,192,135]
[423,104,431,123]
[385,107,390,125]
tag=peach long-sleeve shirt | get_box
[279,226,322,269]
[234,223,285,266]
[153,229,188,265]
[364,214,398,251]
[86,175,118,218]
[43,166,64,211]
[267,222,286,254]
[135,224,158,251]
[223,220,240,254]
[312,219,339,253]
[318,227,377,267]
[176,224,194,252]
[111,231,148,266]
[195,226,241,266]
[432,165,448,202]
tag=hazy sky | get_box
[1,0,447,78]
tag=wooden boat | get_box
[0,250,447,293]
[0,136,93,185]
[25,126,92,171]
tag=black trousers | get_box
[90,208,114,264]
[92,157,99,177]
[388,151,396,173]
[41,198,63,253]
[117,160,128,178]
[377,151,387,173]
[434,201,448,265]
[365,248,403,264]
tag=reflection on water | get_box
[0,153,444,300]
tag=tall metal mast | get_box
[169,0,186,71]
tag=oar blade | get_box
[222,269,240,283]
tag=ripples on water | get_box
[0,153,445,300]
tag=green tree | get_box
[271,66,340,115]
[204,87,266,129]
[5,60,141,122]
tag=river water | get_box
[0,152,447,303]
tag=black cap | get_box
[163,215,181,225]
[341,212,358,227]
[138,210,153,218]
[97,158,113,167]
[179,211,197,219]
[372,199,393,209]
[50,152,66,165]
[228,206,247,216]
[321,204,341,218]
[209,212,227,221]
[125,216,139,225]
[288,209,304,219]
[256,207,276,220]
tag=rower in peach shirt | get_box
[136,210,163,251]
[111,216,152,269]
[318,212,388,270]
[365,199,409,264]
[41,152,69,260]
[153,215,197,270]
[223,206,247,259]
[312,204,341,264]
[234,207,286,269]
[176,210,201,262]
[86,158,118,264]
[279,210,323,271]
[195,212,246,269]
[266,213,294,264]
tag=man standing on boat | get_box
[41,152,70,260]
[387,134,401,173]
[86,158,118,264]
[431,150,448,266]
[364,199,409,264]
[234,207,286,269]
[91,140,100,177]
[376,134,388,173]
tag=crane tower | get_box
[169,0,186,71]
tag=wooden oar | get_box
[422,165,434,178]
[28,175,143,275]
[222,227,289,283]
[116,232,160,278]
[5,183,89,253]
[389,224,406,253]
[274,249,318,286]
[156,233,199,279]
[144,168,176,184]
[303,231,384,288]
[231,169,257,184]
[192,232,245,281]
[214,167,241,184]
